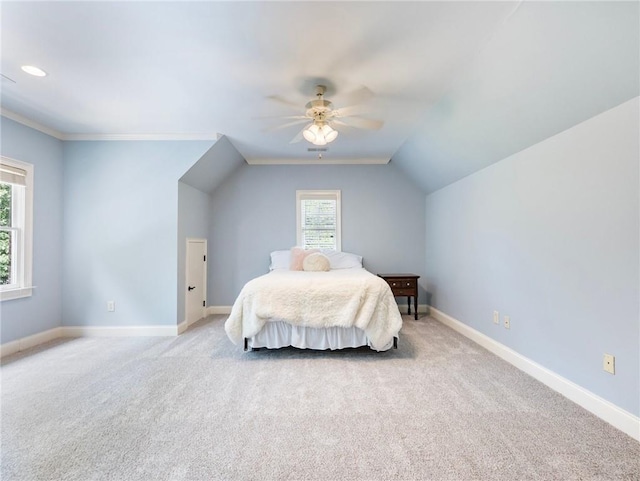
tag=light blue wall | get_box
[177,181,211,323]
[62,140,213,328]
[0,118,64,344]
[208,163,426,305]
[424,98,639,415]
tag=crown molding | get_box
[246,157,390,165]
[1,109,220,141]
[1,108,65,140]
[63,132,220,141]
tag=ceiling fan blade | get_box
[263,118,309,133]
[289,124,311,144]
[337,116,384,130]
[332,105,366,118]
[330,119,351,128]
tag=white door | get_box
[186,238,207,325]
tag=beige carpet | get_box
[1,315,639,480]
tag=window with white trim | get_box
[296,190,341,251]
[0,157,33,301]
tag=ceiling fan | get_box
[266,85,384,146]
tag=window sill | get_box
[0,287,34,301]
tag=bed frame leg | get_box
[393,337,398,349]
[243,338,248,351]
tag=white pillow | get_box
[320,250,363,269]
[303,253,331,272]
[269,250,291,270]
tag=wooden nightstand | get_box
[378,274,420,320]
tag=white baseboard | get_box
[178,314,209,334]
[1,324,182,358]
[60,325,179,337]
[429,306,640,442]
[0,327,63,358]
[207,306,232,315]
[177,319,189,335]
[2,311,234,357]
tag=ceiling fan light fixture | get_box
[322,124,338,143]
[303,123,320,143]
[313,133,327,146]
[303,122,337,146]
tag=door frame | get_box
[185,237,207,326]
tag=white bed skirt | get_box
[246,320,395,351]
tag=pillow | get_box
[303,253,330,272]
[269,250,291,271]
[320,249,363,269]
[289,247,319,271]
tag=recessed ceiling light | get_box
[21,65,47,77]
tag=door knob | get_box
[188,286,196,291]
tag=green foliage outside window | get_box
[0,183,12,284]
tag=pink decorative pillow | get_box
[289,247,319,271]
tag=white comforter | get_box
[225,268,403,351]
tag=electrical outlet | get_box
[107,301,115,312]
[493,311,499,324]
[603,354,615,374]
[504,315,510,329]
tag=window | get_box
[296,190,341,251]
[0,157,33,301]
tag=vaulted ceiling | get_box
[2,1,638,193]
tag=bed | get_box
[224,249,403,352]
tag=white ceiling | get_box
[2,1,638,193]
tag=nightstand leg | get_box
[414,295,418,320]
[407,296,411,315]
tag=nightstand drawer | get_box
[387,278,416,290]
[383,277,417,290]
[392,288,414,296]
